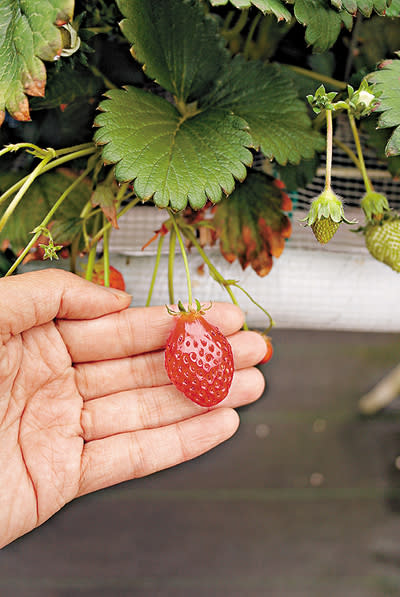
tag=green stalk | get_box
[222,9,249,39]
[347,113,374,194]
[88,193,140,249]
[145,233,165,307]
[333,138,362,171]
[243,12,261,60]
[0,146,97,208]
[169,214,193,307]
[85,242,97,282]
[284,65,347,91]
[168,226,176,305]
[182,226,248,327]
[324,109,333,192]
[5,164,93,276]
[0,152,55,235]
[102,215,110,287]
[231,282,274,332]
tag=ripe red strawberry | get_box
[87,260,126,291]
[165,302,234,407]
[258,334,274,364]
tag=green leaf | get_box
[369,55,400,156]
[386,0,400,16]
[362,115,400,177]
[0,0,74,125]
[209,0,292,21]
[116,0,228,103]
[294,0,349,53]
[202,57,325,165]
[331,0,390,16]
[210,170,292,276]
[94,87,253,211]
[275,154,320,191]
[0,168,91,251]
[30,63,102,111]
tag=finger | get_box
[80,368,264,441]
[57,303,245,363]
[75,330,267,400]
[77,408,239,496]
[0,269,131,340]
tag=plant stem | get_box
[169,214,193,306]
[231,282,274,332]
[333,138,362,171]
[53,143,95,157]
[284,64,347,90]
[347,113,374,193]
[103,215,110,287]
[222,9,249,39]
[145,233,165,307]
[5,164,93,276]
[88,194,140,249]
[89,65,117,90]
[0,153,54,236]
[243,12,261,59]
[168,226,176,305]
[324,109,333,192]
[0,146,97,208]
[86,243,97,282]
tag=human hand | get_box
[0,269,266,548]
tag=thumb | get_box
[0,269,132,338]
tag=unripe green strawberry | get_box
[360,191,390,223]
[301,188,355,245]
[311,217,340,244]
[364,216,400,273]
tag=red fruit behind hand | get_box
[259,334,273,364]
[165,306,234,407]
[91,264,126,291]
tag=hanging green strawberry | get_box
[360,190,390,222]
[364,215,400,273]
[302,188,355,244]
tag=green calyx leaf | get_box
[302,188,355,226]
[0,0,75,126]
[369,54,400,157]
[94,87,252,211]
[360,191,390,222]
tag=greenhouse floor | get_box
[2,329,400,597]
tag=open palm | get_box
[0,269,265,548]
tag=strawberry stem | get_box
[5,162,94,276]
[146,233,165,307]
[324,109,333,193]
[168,225,176,305]
[169,213,193,307]
[347,113,374,194]
[103,214,110,287]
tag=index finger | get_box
[56,303,245,363]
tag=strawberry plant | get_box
[1,0,400,331]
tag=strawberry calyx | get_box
[165,299,212,317]
[360,191,390,223]
[301,189,354,227]
[301,188,357,244]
